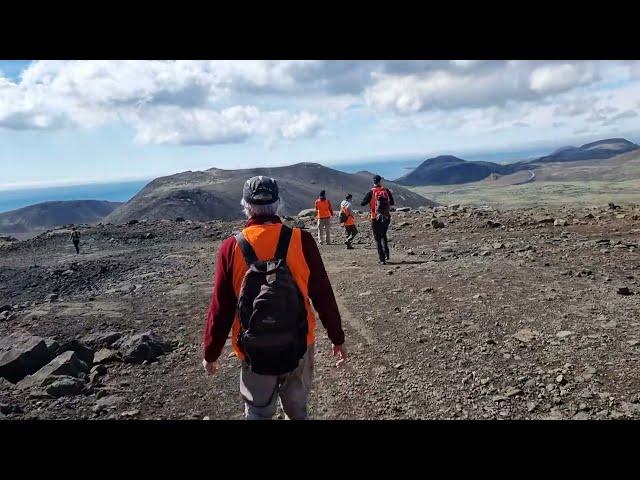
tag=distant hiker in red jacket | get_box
[202,176,346,420]
[314,190,333,245]
[361,175,394,264]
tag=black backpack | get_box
[338,209,348,223]
[235,226,308,375]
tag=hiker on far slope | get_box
[315,190,333,245]
[69,228,80,254]
[202,176,346,420]
[361,175,394,264]
[339,193,358,249]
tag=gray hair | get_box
[241,197,284,218]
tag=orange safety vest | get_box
[230,223,316,360]
[340,204,355,226]
[315,198,333,219]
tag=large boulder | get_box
[112,331,172,364]
[0,334,51,383]
[17,351,89,390]
[54,340,94,365]
[80,332,123,350]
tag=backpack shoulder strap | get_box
[274,225,293,261]
[235,232,259,266]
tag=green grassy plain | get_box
[413,179,640,209]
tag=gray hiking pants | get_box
[240,345,314,420]
[317,218,331,244]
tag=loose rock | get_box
[112,331,172,364]
[0,334,51,383]
[45,376,85,397]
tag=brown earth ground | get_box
[1,204,640,420]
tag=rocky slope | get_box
[2,203,640,419]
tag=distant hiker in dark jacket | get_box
[70,228,80,254]
[202,176,346,420]
[361,175,394,264]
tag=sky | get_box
[1,60,639,189]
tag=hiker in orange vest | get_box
[202,176,346,420]
[314,190,333,245]
[339,193,358,249]
[361,175,394,264]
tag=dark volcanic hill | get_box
[0,200,122,235]
[395,138,640,186]
[395,155,523,186]
[530,138,639,163]
[104,163,437,224]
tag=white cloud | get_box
[553,98,595,117]
[0,60,638,148]
[279,111,322,139]
[0,61,328,145]
[130,106,323,145]
[529,63,597,94]
[364,61,602,115]
[601,109,638,126]
[629,62,640,79]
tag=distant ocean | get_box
[331,157,424,181]
[0,180,150,214]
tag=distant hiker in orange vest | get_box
[202,176,346,420]
[339,193,357,249]
[314,190,333,245]
[361,175,394,264]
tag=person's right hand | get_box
[332,344,347,368]
[202,359,220,377]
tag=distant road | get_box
[514,170,536,185]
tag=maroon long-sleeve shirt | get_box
[202,215,345,362]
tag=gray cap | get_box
[242,176,279,205]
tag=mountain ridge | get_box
[105,162,437,224]
[396,138,640,186]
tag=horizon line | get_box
[2,133,637,192]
